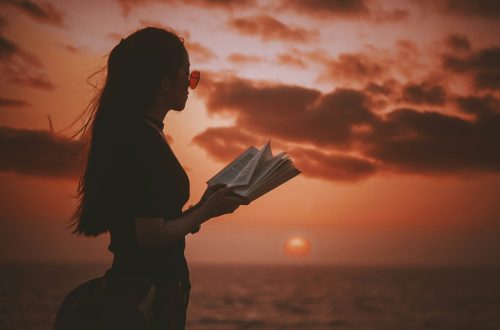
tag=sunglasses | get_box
[189,70,200,89]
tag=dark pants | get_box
[54,275,191,330]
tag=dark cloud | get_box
[445,0,500,20]
[445,34,471,52]
[321,53,386,85]
[0,126,84,178]
[278,0,370,18]
[199,75,378,149]
[362,107,500,174]
[0,34,16,59]
[455,94,500,117]
[0,0,65,26]
[278,0,409,23]
[186,0,256,9]
[192,126,259,162]
[401,81,447,105]
[3,65,55,89]
[193,126,377,182]
[312,42,421,87]
[364,80,397,97]
[228,15,319,43]
[416,0,500,20]
[288,146,377,182]
[372,9,410,23]
[0,14,7,31]
[193,75,500,181]
[443,46,500,90]
[117,0,256,16]
[0,97,30,107]
[0,33,55,90]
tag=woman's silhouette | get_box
[54,27,247,330]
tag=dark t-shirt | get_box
[103,116,190,281]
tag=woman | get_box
[54,27,248,329]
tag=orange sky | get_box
[1,0,499,265]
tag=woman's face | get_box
[168,50,191,111]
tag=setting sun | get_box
[284,236,312,257]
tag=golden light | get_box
[284,236,312,257]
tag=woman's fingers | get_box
[209,183,227,192]
[224,195,249,206]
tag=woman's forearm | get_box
[135,205,209,250]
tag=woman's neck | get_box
[143,105,169,123]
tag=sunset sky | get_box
[0,0,499,266]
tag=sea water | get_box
[0,263,499,330]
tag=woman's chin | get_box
[172,103,187,111]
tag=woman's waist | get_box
[109,252,189,280]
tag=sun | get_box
[284,236,312,257]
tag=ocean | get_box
[0,263,499,329]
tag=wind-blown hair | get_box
[71,27,186,236]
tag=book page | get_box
[246,166,301,202]
[229,140,272,187]
[244,157,292,196]
[231,152,287,196]
[207,147,258,186]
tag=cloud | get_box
[185,41,216,62]
[401,81,447,105]
[227,53,264,65]
[417,0,500,20]
[0,97,30,107]
[288,146,377,182]
[445,34,471,52]
[443,46,500,90]
[277,0,409,23]
[314,41,422,87]
[278,0,370,19]
[184,0,256,9]
[193,74,500,181]
[321,53,386,85]
[445,0,500,19]
[0,0,65,26]
[192,126,377,182]
[361,107,500,174]
[0,14,7,31]
[58,43,84,54]
[273,48,330,70]
[199,75,377,149]
[192,126,259,162]
[117,0,256,16]
[0,34,56,90]
[276,53,307,68]
[0,126,84,178]
[228,15,319,43]
[372,9,410,23]
[455,94,500,117]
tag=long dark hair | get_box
[71,27,186,236]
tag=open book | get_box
[207,141,301,202]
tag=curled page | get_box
[207,147,258,186]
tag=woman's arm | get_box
[135,205,209,250]
[135,186,247,250]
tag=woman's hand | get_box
[188,184,229,234]
[198,186,249,219]
[199,183,227,205]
